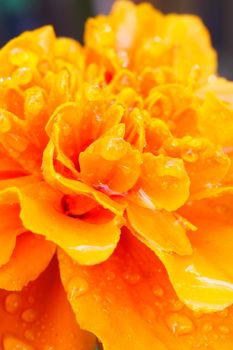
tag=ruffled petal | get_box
[0,154,27,179]
[58,231,233,350]
[157,194,233,312]
[0,182,123,265]
[0,258,96,350]
[199,93,233,148]
[42,140,126,215]
[79,133,142,193]
[126,202,193,256]
[0,232,55,291]
[0,109,43,173]
[0,203,24,267]
[131,153,190,211]
[162,136,231,196]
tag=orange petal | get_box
[162,136,231,196]
[0,232,55,291]
[58,231,233,350]
[0,175,40,191]
[199,93,233,148]
[0,154,27,179]
[0,109,43,173]
[133,153,190,211]
[0,203,24,267]
[0,182,123,265]
[0,258,96,350]
[42,140,126,215]
[126,202,192,256]
[157,194,233,312]
[79,134,142,193]
[163,14,217,81]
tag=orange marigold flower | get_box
[0,1,233,349]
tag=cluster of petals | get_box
[0,1,233,349]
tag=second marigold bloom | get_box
[0,1,233,349]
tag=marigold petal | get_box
[0,204,24,267]
[42,140,126,215]
[199,93,233,148]
[0,232,55,291]
[0,109,43,173]
[158,195,233,312]
[58,231,233,350]
[126,202,192,256]
[133,153,190,211]
[163,136,231,195]
[79,134,142,193]
[0,182,123,265]
[0,258,96,350]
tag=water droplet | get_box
[153,287,164,297]
[68,276,89,301]
[13,67,32,86]
[106,270,116,281]
[21,308,37,323]
[191,310,203,319]
[85,84,101,101]
[140,304,155,324]
[0,112,11,133]
[219,325,230,334]
[182,149,198,163]
[169,299,184,312]
[123,271,141,284]
[165,313,194,336]
[202,322,213,333]
[6,134,29,152]
[24,329,35,342]
[3,334,34,350]
[5,293,21,314]
[100,138,128,161]
[218,309,229,318]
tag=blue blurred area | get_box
[0,0,232,78]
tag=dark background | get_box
[0,0,232,79]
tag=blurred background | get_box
[0,0,232,78]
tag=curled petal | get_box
[126,202,192,256]
[163,136,231,196]
[199,93,233,148]
[42,140,126,215]
[0,203,24,267]
[132,153,190,211]
[158,194,233,312]
[79,134,142,193]
[0,182,123,265]
[0,232,55,291]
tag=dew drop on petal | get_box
[21,308,37,323]
[165,313,194,336]
[67,276,89,300]
[202,322,213,333]
[24,329,35,342]
[6,134,29,152]
[4,293,21,314]
[169,299,184,312]
[152,286,164,297]
[122,271,141,284]
[0,112,11,133]
[3,334,34,350]
[219,325,230,335]
[219,309,229,318]
[105,270,116,281]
